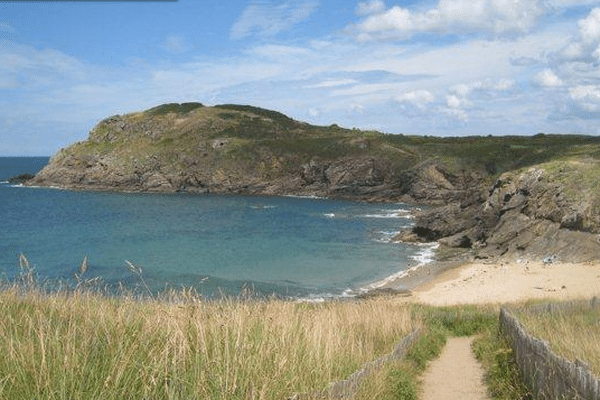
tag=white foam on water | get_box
[360,209,413,219]
[11,183,64,190]
[250,205,277,209]
[411,242,439,265]
[296,241,440,302]
[363,242,439,290]
[373,230,402,243]
[284,194,328,200]
[295,289,356,303]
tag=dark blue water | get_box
[0,157,432,299]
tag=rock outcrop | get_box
[401,163,600,262]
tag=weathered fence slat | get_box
[500,302,600,400]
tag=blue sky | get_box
[1,0,600,155]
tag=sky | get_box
[1,0,600,155]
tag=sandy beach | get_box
[408,259,600,306]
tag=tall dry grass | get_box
[514,300,600,376]
[0,287,417,399]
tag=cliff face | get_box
[27,102,600,261]
[405,162,600,261]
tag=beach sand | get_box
[407,259,600,306]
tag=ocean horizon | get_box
[0,157,434,300]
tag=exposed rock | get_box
[391,231,427,243]
[439,233,473,249]
[7,173,35,184]
[410,166,600,261]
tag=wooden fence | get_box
[500,301,600,400]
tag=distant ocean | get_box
[0,157,435,300]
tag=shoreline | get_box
[402,257,600,306]
[358,239,600,305]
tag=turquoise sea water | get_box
[0,157,433,299]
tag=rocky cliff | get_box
[399,160,600,262]
[27,103,600,261]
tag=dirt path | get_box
[420,337,490,400]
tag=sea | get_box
[0,157,436,300]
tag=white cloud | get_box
[449,78,516,97]
[493,78,517,91]
[396,89,435,109]
[231,0,319,40]
[450,83,471,97]
[446,95,463,109]
[0,43,86,88]
[533,69,563,87]
[578,7,600,43]
[441,77,517,121]
[445,107,469,121]
[304,78,358,89]
[353,0,547,40]
[557,7,600,62]
[569,85,600,111]
[356,0,386,16]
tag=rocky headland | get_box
[26,102,600,263]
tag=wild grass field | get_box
[0,286,417,400]
[0,281,535,400]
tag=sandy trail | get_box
[420,337,489,400]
